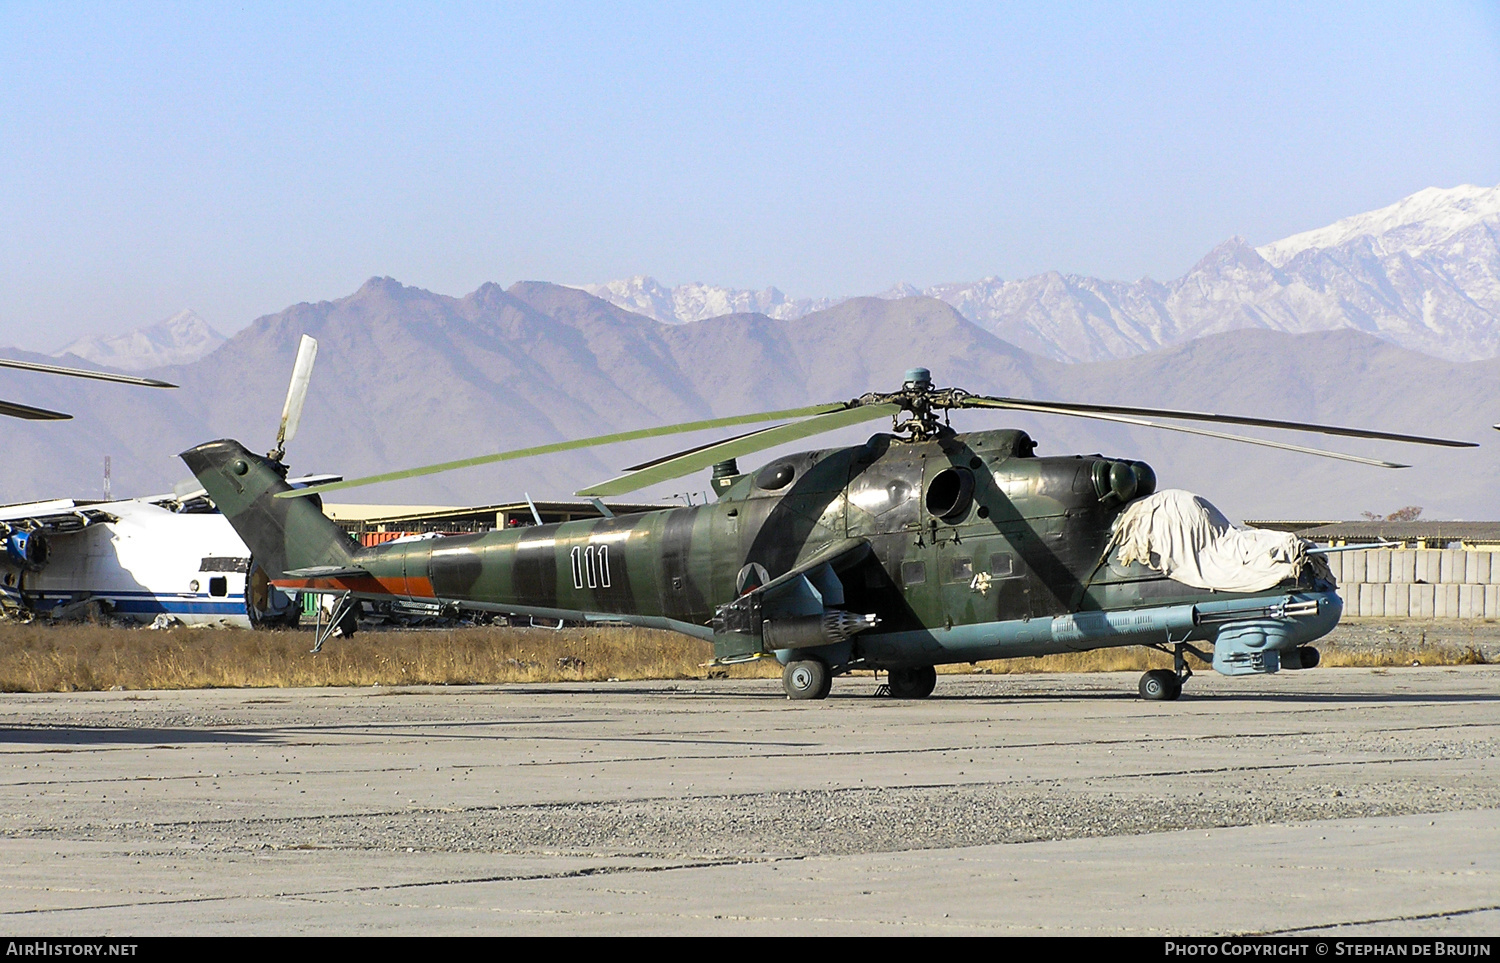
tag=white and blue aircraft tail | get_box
[0,477,339,627]
[0,335,334,628]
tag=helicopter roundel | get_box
[736,562,771,595]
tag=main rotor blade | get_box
[275,335,319,454]
[0,399,71,421]
[621,423,791,472]
[967,398,1410,468]
[278,402,857,499]
[0,357,177,388]
[577,403,903,497]
[965,395,1475,448]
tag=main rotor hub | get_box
[858,372,972,441]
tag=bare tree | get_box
[1360,506,1423,522]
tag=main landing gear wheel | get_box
[887,665,937,699]
[783,659,833,700]
[1139,668,1182,701]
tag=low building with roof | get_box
[1244,519,1500,551]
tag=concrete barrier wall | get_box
[1330,549,1500,619]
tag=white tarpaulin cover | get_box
[1110,489,1307,593]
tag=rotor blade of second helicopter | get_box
[577,403,903,497]
[278,402,856,498]
[0,357,177,388]
[965,398,1411,468]
[0,399,72,421]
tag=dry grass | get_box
[1313,643,1489,668]
[0,623,781,693]
[951,642,1488,676]
[0,622,1486,693]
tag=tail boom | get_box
[180,440,357,581]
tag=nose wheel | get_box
[1138,669,1182,701]
[1139,641,1211,701]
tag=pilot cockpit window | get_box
[755,463,796,490]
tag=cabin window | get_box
[990,553,1016,578]
[945,557,974,583]
[900,560,926,585]
[209,577,228,597]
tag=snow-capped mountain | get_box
[56,309,226,371]
[569,276,842,323]
[1257,183,1500,266]
[577,183,1500,363]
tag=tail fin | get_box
[180,439,356,580]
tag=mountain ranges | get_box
[577,184,1500,365]
[3,277,1495,522]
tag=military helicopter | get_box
[180,364,1475,701]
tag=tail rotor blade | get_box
[273,335,318,458]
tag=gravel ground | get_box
[12,778,1495,861]
[2,668,1497,934]
[1323,618,1500,660]
[3,670,1498,860]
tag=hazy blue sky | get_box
[2,1,1498,350]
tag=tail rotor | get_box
[269,334,318,464]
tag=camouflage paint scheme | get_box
[181,428,1341,686]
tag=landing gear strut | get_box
[310,591,359,653]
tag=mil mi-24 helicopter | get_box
[182,363,1475,701]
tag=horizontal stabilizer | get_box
[281,564,371,579]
